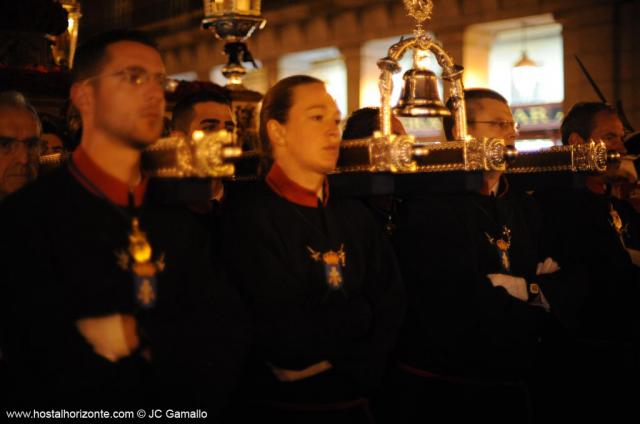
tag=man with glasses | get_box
[383,88,557,424]
[452,88,519,195]
[0,30,249,413]
[0,91,43,200]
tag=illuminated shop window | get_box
[466,15,564,148]
[278,48,348,116]
[488,23,563,106]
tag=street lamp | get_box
[511,24,539,104]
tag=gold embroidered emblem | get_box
[485,225,512,272]
[307,244,347,290]
[129,217,152,263]
[137,278,156,306]
[116,218,165,309]
[609,204,628,248]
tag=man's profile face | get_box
[187,101,234,136]
[589,111,626,154]
[90,41,166,150]
[467,98,517,146]
[0,106,40,197]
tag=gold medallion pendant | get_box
[485,225,512,273]
[116,217,166,309]
[609,204,628,248]
[307,244,347,290]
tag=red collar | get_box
[70,146,148,207]
[586,176,607,195]
[266,164,329,208]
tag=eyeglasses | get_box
[0,136,46,153]
[83,67,179,93]
[468,120,520,133]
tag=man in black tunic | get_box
[168,87,234,219]
[384,88,558,423]
[532,102,640,422]
[222,75,406,424]
[0,30,250,413]
[171,87,235,137]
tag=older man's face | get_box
[0,106,40,198]
[590,111,626,154]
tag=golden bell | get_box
[394,68,451,118]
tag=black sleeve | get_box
[534,191,640,340]
[0,195,102,407]
[392,195,547,369]
[221,201,338,364]
[143,210,251,411]
[520,192,591,331]
[221,195,406,392]
[331,205,406,392]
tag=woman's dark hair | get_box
[259,75,324,164]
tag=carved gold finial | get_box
[403,0,434,35]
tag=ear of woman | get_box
[267,119,286,146]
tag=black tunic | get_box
[0,166,250,412]
[531,186,640,423]
[221,165,405,412]
[383,181,551,424]
[392,187,550,379]
[534,187,640,340]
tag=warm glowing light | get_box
[360,78,381,108]
[192,130,205,141]
[515,139,555,152]
[204,0,261,16]
[414,49,430,70]
[512,52,539,103]
[236,0,250,12]
[463,69,486,89]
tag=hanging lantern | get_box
[201,0,268,177]
[50,0,82,68]
[511,24,539,104]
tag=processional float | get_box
[141,0,620,186]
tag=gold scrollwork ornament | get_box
[403,0,434,24]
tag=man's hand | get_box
[487,274,528,301]
[618,158,638,183]
[536,257,560,275]
[626,248,640,267]
[76,314,139,362]
[606,157,638,185]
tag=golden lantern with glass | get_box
[201,0,267,177]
